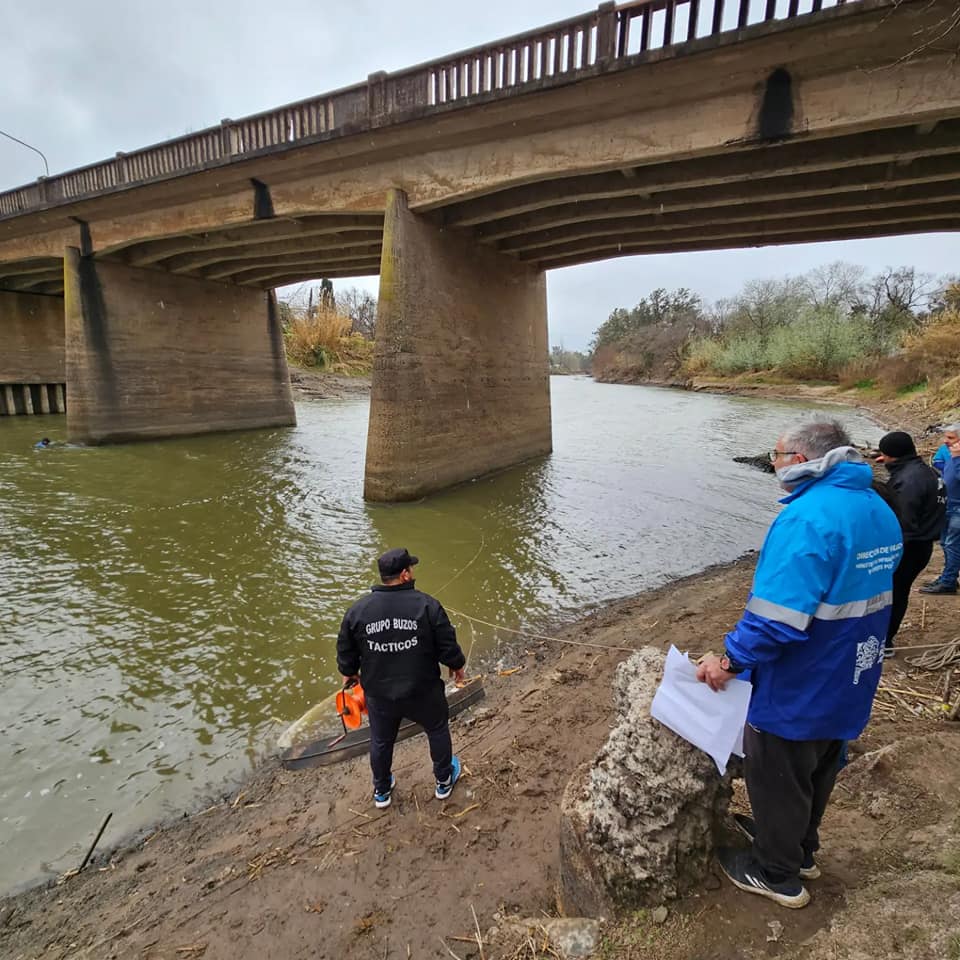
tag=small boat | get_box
[279,677,486,771]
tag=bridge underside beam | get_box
[512,203,960,265]
[364,190,551,502]
[63,250,295,443]
[496,186,960,256]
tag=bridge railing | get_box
[0,0,858,219]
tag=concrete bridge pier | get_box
[63,248,296,443]
[0,289,67,416]
[364,190,552,502]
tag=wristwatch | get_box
[719,652,744,675]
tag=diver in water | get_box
[34,437,52,449]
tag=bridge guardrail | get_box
[0,0,855,220]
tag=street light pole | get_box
[0,128,50,177]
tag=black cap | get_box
[378,547,419,578]
[878,431,917,459]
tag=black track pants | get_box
[365,681,453,794]
[887,538,935,647]
[743,724,843,882]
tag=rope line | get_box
[903,638,960,671]
[447,607,960,662]
[435,534,487,595]
[446,606,638,653]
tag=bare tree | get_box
[337,287,378,339]
[801,261,865,312]
[729,276,806,341]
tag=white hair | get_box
[781,419,853,459]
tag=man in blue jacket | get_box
[697,420,902,909]
[921,422,960,595]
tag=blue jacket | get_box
[725,451,903,741]
[944,452,960,511]
[932,443,950,475]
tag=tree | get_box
[852,266,939,349]
[319,278,335,310]
[727,277,806,341]
[800,261,865,312]
[589,289,705,354]
[550,344,589,373]
[337,287,378,339]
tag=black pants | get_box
[365,681,453,794]
[887,538,935,648]
[744,725,843,882]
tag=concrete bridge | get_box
[1,0,958,499]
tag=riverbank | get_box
[288,365,371,401]
[3,549,958,960]
[688,375,952,443]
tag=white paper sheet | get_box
[649,645,751,776]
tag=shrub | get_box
[284,306,374,374]
[684,338,724,375]
[838,357,880,390]
[712,336,771,375]
[764,310,870,380]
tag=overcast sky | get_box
[3,1,956,350]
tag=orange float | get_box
[335,681,367,730]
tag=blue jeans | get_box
[939,507,960,587]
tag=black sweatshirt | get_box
[336,581,466,699]
[883,454,946,542]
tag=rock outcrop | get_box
[559,647,733,915]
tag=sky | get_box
[2,0,956,351]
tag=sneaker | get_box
[918,581,957,595]
[373,774,395,809]
[717,847,811,909]
[434,756,462,801]
[732,814,821,880]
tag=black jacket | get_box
[883,454,946,542]
[336,581,466,699]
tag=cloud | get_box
[3,1,952,350]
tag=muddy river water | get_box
[0,377,882,894]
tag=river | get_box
[0,377,882,895]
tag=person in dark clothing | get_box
[875,431,946,652]
[337,547,466,809]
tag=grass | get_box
[895,379,928,396]
[284,306,374,374]
[597,909,694,960]
[949,933,960,960]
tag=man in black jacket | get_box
[337,547,467,809]
[876,431,946,655]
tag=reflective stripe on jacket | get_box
[725,459,903,741]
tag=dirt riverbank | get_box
[3,379,958,960]
[3,548,958,960]
[288,366,370,401]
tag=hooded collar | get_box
[778,445,870,503]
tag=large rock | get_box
[559,647,732,916]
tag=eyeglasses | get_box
[768,450,799,463]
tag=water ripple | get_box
[0,382,882,894]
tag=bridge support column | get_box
[63,248,295,443]
[0,289,65,386]
[365,190,551,501]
